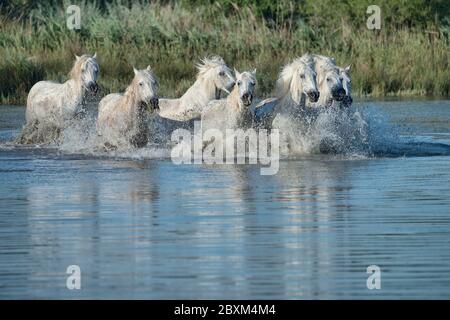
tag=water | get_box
[1,100,450,299]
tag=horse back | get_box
[26,80,65,123]
[97,93,124,126]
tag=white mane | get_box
[275,58,315,98]
[158,55,234,121]
[195,56,229,79]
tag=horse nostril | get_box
[241,93,252,105]
[151,97,159,109]
[88,82,97,93]
[308,90,319,102]
[334,88,346,100]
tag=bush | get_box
[0,0,449,104]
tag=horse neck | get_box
[124,89,145,119]
[276,83,306,114]
[64,77,85,102]
[226,87,252,127]
[181,76,216,106]
[226,86,242,112]
[317,80,333,106]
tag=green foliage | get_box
[0,0,449,104]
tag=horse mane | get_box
[275,58,312,98]
[195,56,229,79]
[69,54,94,80]
[320,61,339,72]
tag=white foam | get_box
[8,105,432,160]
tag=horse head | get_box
[197,56,235,98]
[234,68,257,106]
[132,65,159,111]
[319,63,346,102]
[74,53,99,94]
[339,65,352,106]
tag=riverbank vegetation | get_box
[1,0,450,105]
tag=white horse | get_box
[201,68,257,132]
[97,66,159,148]
[333,65,352,108]
[199,69,257,156]
[158,56,235,121]
[302,54,348,108]
[253,58,319,128]
[20,53,99,143]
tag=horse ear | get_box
[344,65,351,73]
[75,54,80,61]
[133,67,139,75]
[146,65,152,71]
[234,68,241,78]
[252,68,257,76]
[93,52,97,59]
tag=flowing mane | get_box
[320,61,339,72]
[317,60,340,86]
[275,58,315,98]
[195,56,230,79]
[69,54,94,80]
[158,55,235,121]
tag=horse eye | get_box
[237,81,242,86]
[300,74,305,79]
[139,82,144,86]
[327,78,331,82]
[219,71,225,76]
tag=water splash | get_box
[272,104,450,159]
[4,104,450,160]
[273,106,372,157]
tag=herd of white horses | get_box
[19,53,352,149]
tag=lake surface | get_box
[1,100,450,299]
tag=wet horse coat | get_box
[20,54,99,144]
[97,66,159,148]
[158,56,235,121]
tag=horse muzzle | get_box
[150,97,159,110]
[88,82,99,94]
[343,95,353,106]
[241,93,253,106]
[333,88,346,101]
[307,90,320,103]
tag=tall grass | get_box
[1,0,449,105]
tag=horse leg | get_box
[15,120,40,144]
[103,142,118,151]
[130,129,148,148]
